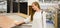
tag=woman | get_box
[15,2,46,28]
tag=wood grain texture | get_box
[0,13,28,28]
[0,16,15,28]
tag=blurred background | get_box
[0,0,60,28]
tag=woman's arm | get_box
[15,19,25,26]
[24,15,31,23]
[15,15,31,26]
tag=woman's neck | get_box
[36,9,41,12]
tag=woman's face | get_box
[32,4,38,11]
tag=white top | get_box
[24,10,46,28]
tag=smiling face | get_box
[31,2,40,11]
[32,4,38,11]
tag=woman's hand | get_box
[15,15,31,26]
[15,19,25,26]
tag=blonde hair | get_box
[32,2,40,9]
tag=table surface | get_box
[0,13,28,28]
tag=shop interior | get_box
[0,0,60,28]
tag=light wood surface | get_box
[54,11,58,28]
[0,13,28,28]
[0,16,15,28]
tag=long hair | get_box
[31,2,41,21]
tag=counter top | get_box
[0,13,29,28]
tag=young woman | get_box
[15,2,46,28]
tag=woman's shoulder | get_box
[41,10,47,14]
[43,11,47,14]
[41,10,45,13]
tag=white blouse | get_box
[24,10,46,28]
